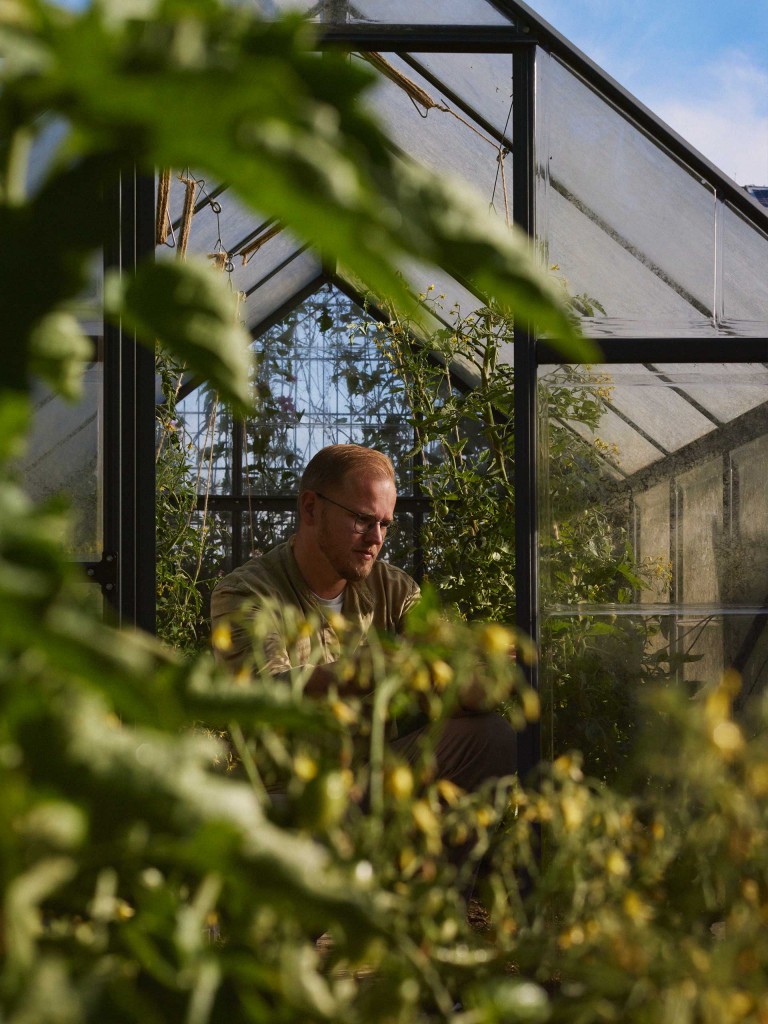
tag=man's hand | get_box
[303,653,374,700]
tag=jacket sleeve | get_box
[210,582,293,678]
[398,579,421,634]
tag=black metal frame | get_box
[510,45,541,777]
[102,169,156,632]
[318,24,535,53]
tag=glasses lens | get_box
[354,516,394,535]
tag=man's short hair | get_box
[299,444,395,500]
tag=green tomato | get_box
[296,770,350,831]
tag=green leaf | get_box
[0,393,32,463]
[0,153,114,395]
[104,259,253,414]
[27,312,93,400]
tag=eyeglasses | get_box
[316,492,397,535]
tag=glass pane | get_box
[648,363,768,423]
[244,284,416,496]
[536,51,719,338]
[242,250,322,334]
[31,119,103,335]
[157,174,318,336]
[380,509,419,579]
[539,364,768,777]
[21,363,103,560]
[242,509,297,561]
[194,510,233,644]
[179,284,421,581]
[176,387,234,496]
[721,202,768,335]
[543,610,768,776]
[194,510,234,582]
[397,50,515,146]
[392,259,487,329]
[363,53,509,211]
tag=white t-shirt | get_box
[312,590,345,616]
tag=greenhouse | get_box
[10,0,768,1019]
[21,0,768,783]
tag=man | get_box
[211,443,516,794]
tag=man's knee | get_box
[433,712,517,793]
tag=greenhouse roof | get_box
[161,0,768,348]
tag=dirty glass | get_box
[538,363,768,777]
[536,51,719,338]
[21,364,103,561]
[359,50,514,214]
[720,202,768,336]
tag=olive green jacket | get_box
[210,539,420,677]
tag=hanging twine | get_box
[238,223,284,265]
[155,168,172,245]
[177,174,197,260]
[363,51,446,113]
[207,250,231,272]
[497,149,511,227]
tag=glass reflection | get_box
[539,364,768,777]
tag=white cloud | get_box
[639,52,768,186]
[530,5,768,185]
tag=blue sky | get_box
[530,0,768,185]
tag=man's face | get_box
[315,472,397,583]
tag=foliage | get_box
[2,0,763,1022]
[5,466,768,1023]
[362,301,520,623]
[0,490,386,1020]
[502,674,768,1024]
[155,285,422,649]
[155,349,212,652]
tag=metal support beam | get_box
[538,337,768,365]
[103,169,157,633]
[512,45,541,778]
[318,24,536,53]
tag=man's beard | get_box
[338,560,374,582]
[317,515,377,582]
